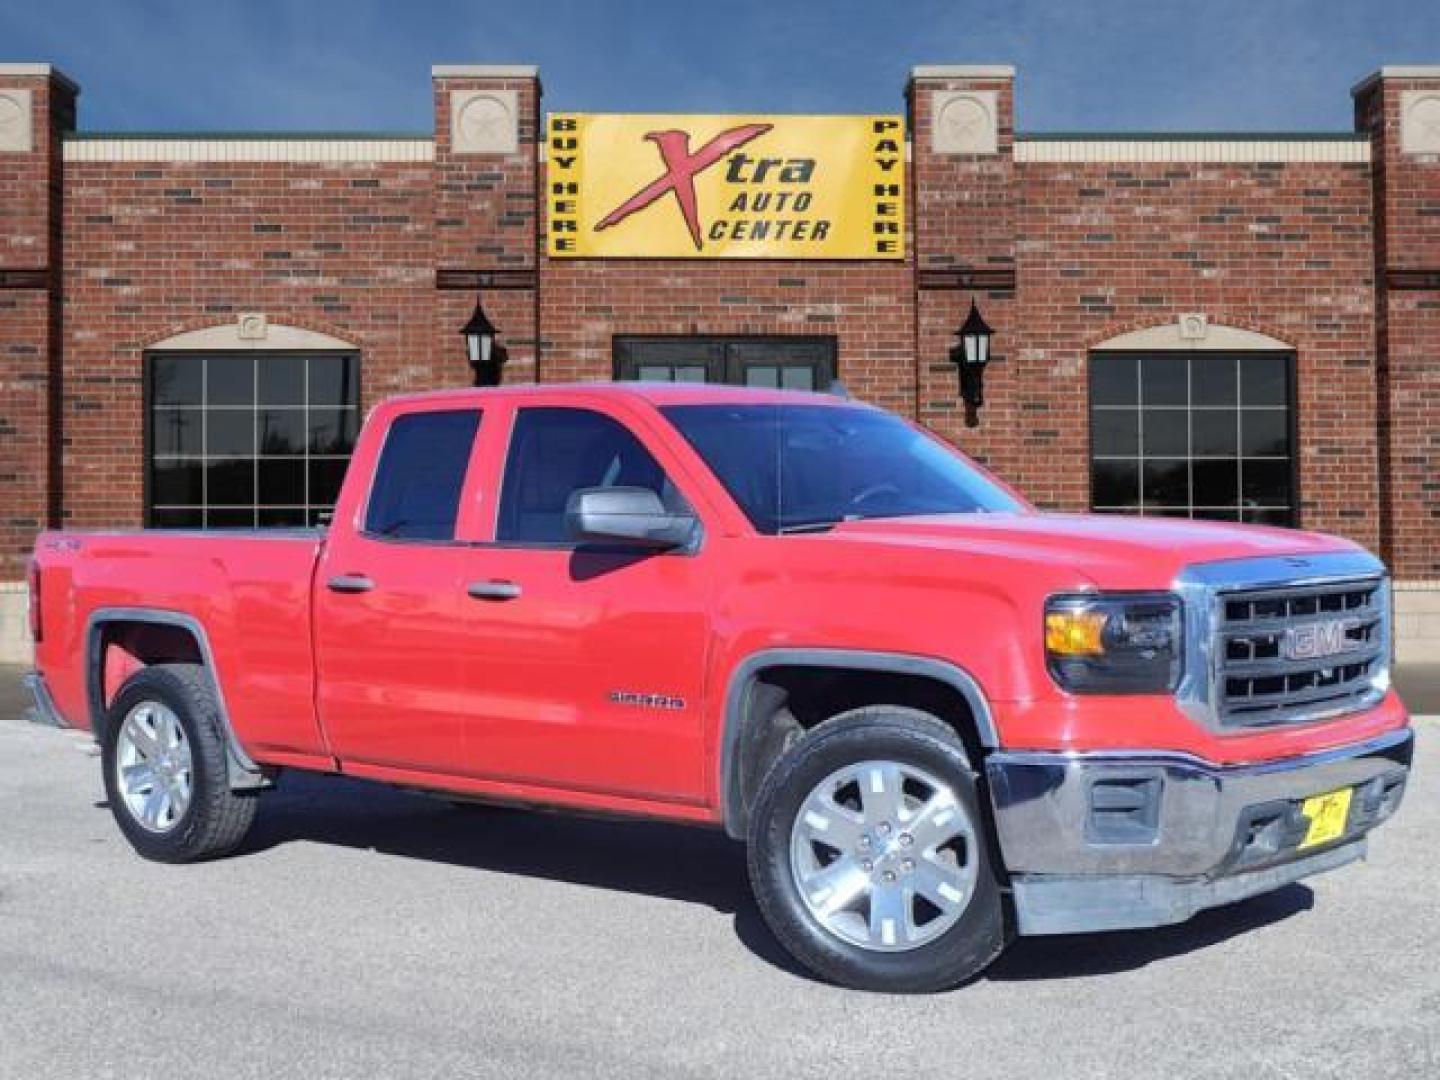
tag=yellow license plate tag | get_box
[1299,787,1354,850]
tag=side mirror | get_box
[565,487,699,550]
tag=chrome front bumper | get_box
[986,727,1413,935]
[22,671,67,728]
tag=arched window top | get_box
[1093,323,1293,352]
[146,322,357,352]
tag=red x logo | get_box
[595,123,773,251]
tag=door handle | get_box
[467,580,522,602]
[327,574,375,594]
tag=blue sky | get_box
[2,0,1436,133]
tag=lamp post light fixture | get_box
[461,294,507,387]
[949,299,994,428]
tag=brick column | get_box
[430,65,541,386]
[0,64,76,582]
[1355,66,1440,657]
[907,66,1022,482]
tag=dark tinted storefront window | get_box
[615,336,835,391]
[1089,352,1295,525]
[147,352,359,528]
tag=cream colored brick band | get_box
[63,139,435,163]
[1015,139,1370,164]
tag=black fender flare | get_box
[718,648,999,839]
[85,607,267,790]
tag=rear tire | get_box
[101,664,257,863]
[747,706,1009,992]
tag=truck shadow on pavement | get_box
[227,769,1315,987]
[986,883,1313,981]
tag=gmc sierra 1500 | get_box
[26,383,1411,991]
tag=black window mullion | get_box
[723,344,741,386]
[200,357,208,519]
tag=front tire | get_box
[101,664,257,863]
[747,707,1008,992]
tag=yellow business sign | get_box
[547,113,905,259]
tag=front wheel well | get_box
[723,661,991,839]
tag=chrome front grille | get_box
[1174,552,1392,732]
[1215,578,1387,726]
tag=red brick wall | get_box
[536,257,916,411]
[909,72,1020,494]
[5,63,1437,583]
[0,288,53,573]
[0,72,73,579]
[1357,74,1440,577]
[432,73,540,383]
[910,73,1016,277]
[1011,156,1377,544]
[908,74,1379,552]
[432,74,539,268]
[51,70,545,536]
[59,156,440,529]
[0,82,58,261]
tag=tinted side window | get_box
[364,410,481,540]
[497,408,686,544]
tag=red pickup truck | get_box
[26,383,1412,991]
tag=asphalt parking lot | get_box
[1,666,1435,1080]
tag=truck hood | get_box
[828,512,1364,590]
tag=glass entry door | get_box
[614,336,836,391]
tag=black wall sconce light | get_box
[948,299,994,428]
[461,294,508,387]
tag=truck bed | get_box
[31,528,328,760]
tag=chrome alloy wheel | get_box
[115,701,194,833]
[789,760,979,952]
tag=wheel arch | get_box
[719,648,999,839]
[86,607,266,789]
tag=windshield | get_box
[660,402,1024,534]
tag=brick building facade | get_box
[1,61,1438,660]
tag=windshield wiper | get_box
[845,509,977,523]
[776,520,840,534]
[375,518,419,537]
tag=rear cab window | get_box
[364,409,481,541]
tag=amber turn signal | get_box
[1044,610,1108,656]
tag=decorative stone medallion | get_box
[237,313,269,341]
[932,90,998,155]
[451,89,519,155]
[0,89,33,153]
[1400,91,1440,155]
[1178,313,1209,341]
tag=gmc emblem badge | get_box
[1280,618,1357,661]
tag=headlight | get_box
[1044,593,1182,694]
